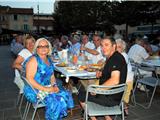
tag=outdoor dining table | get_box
[142,58,160,75]
[53,63,96,83]
[142,59,160,67]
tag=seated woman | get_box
[12,35,35,93]
[116,38,134,116]
[24,38,74,120]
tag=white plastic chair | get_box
[84,83,126,120]
[21,75,46,120]
[132,63,160,109]
[14,69,25,114]
[129,59,145,80]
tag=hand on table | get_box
[96,71,102,78]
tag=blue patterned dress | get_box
[23,54,74,120]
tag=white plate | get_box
[67,69,76,73]
[66,67,77,72]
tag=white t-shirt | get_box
[128,44,149,63]
[91,46,105,64]
[14,48,33,93]
[128,45,152,77]
[15,48,32,77]
[18,48,32,65]
[121,52,134,82]
[84,41,95,59]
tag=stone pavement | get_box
[0,45,20,120]
[0,45,160,120]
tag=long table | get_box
[142,59,160,75]
[54,64,96,83]
[142,59,160,67]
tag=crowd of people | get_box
[11,32,160,120]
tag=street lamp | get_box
[37,3,40,34]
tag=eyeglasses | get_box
[37,45,49,49]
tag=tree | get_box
[137,2,160,34]
[111,1,142,39]
[111,1,160,38]
[53,1,115,34]
[53,1,160,36]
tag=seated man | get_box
[11,34,24,56]
[57,35,71,51]
[128,37,150,63]
[69,35,81,55]
[80,34,95,60]
[128,37,153,91]
[80,34,105,64]
[78,37,127,120]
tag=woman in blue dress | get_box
[23,38,74,120]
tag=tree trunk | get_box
[151,22,154,34]
[125,23,128,41]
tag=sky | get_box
[0,0,55,14]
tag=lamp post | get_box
[37,3,40,34]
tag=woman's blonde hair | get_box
[23,35,35,47]
[33,38,52,56]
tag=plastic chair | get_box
[129,59,146,80]
[17,91,24,115]
[21,75,46,120]
[14,69,25,115]
[84,83,126,120]
[132,64,160,109]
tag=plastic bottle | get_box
[72,53,78,65]
[80,50,86,65]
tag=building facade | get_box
[0,6,33,33]
[33,13,54,34]
[7,8,33,33]
[0,6,10,30]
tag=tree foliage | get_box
[53,1,160,35]
[53,1,115,34]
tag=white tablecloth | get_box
[142,59,160,67]
[54,64,96,82]
[142,59,160,75]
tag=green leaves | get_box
[53,1,160,35]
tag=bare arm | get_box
[12,55,24,71]
[91,70,120,95]
[81,45,99,55]
[50,74,56,85]
[85,47,99,55]
[26,57,58,93]
[102,70,120,86]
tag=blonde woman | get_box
[24,38,74,120]
[12,35,35,93]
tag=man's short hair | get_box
[103,36,116,45]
